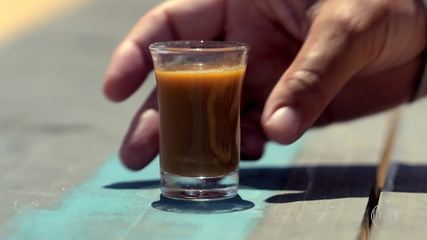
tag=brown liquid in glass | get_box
[155,66,244,177]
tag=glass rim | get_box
[149,40,249,53]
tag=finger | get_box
[262,11,367,144]
[241,110,267,160]
[314,57,423,126]
[120,91,159,170]
[103,0,225,102]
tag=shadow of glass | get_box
[264,193,305,203]
[389,163,427,193]
[104,165,378,204]
[151,195,255,214]
[104,180,159,189]
[240,165,377,203]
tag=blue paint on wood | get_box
[5,141,303,240]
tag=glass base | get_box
[161,171,238,201]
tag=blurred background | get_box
[0,0,162,226]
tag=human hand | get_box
[103,0,426,170]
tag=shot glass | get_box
[149,41,248,200]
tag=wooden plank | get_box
[371,100,427,239]
[247,113,390,240]
[3,144,303,240]
[0,0,161,234]
[3,116,390,240]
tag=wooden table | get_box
[1,1,426,239]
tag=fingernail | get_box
[265,107,301,143]
[140,109,157,121]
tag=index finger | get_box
[103,0,225,101]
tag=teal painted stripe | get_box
[6,140,303,240]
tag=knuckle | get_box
[287,70,326,98]
[284,70,333,113]
[317,0,392,35]
[324,15,365,36]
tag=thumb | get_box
[262,15,368,144]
